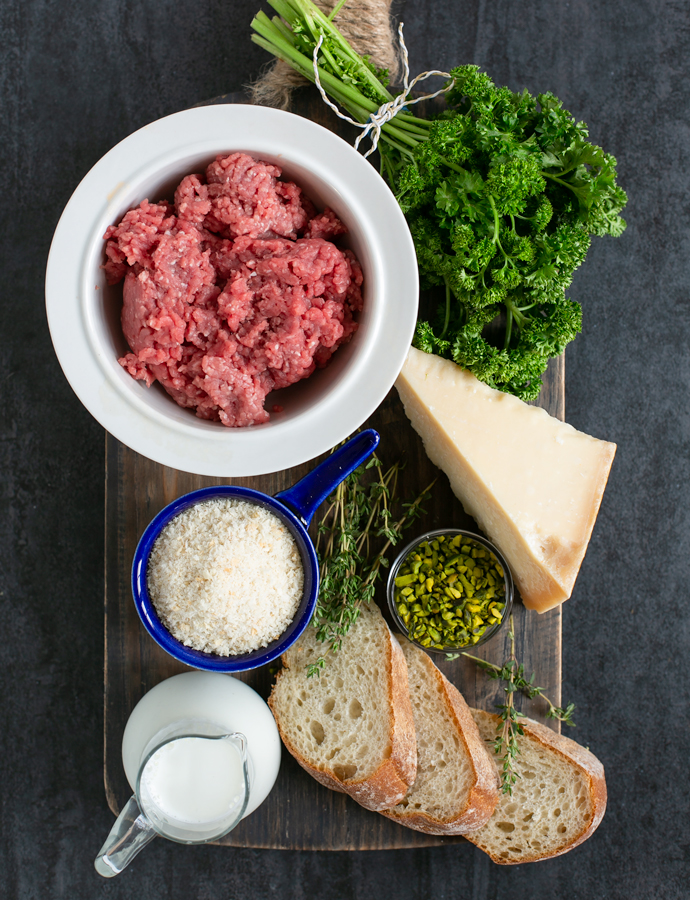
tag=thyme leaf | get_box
[463,613,576,794]
[307,447,434,677]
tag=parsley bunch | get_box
[251,0,627,399]
[398,69,626,398]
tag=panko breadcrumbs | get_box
[147,498,304,655]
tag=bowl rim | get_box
[131,485,320,672]
[45,104,419,476]
[386,527,514,654]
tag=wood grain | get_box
[104,88,563,850]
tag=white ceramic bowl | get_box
[45,105,418,476]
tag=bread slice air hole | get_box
[310,720,325,745]
[333,764,357,780]
[349,699,363,719]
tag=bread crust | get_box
[466,710,607,863]
[268,623,417,812]
[379,649,499,834]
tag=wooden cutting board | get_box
[104,88,563,851]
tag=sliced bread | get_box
[466,709,607,864]
[268,603,417,811]
[379,639,499,834]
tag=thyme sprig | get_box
[307,452,434,677]
[463,614,576,794]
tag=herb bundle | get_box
[463,615,576,794]
[251,0,627,399]
[308,453,433,677]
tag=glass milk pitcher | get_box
[95,672,281,877]
[95,720,249,875]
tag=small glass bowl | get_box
[386,528,514,655]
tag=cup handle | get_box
[275,429,380,526]
[94,795,157,878]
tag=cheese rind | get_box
[395,348,616,612]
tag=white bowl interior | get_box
[84,147,380,435]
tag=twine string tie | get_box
[312,23,454,158]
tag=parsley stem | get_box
[505,296,528,330]
[544,164,579,178]
[542,171,578,194]
[487,195,511,263]
[440,276,451,338]
[437,154,467,176]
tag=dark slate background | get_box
[1,0,686,897]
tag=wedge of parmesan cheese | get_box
[395,348,616,612]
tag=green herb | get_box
[463,614,576,794]
[307,451,434,677]
[251,0,423,148]
[250,0,627,399]
[393,533,507,649]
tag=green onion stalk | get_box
[250,0,435,183]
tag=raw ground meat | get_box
[104,152,363,427]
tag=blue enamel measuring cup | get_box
[131,429,379,672]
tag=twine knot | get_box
[312,24,454,158]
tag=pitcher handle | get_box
[94,795,157,878]
[275,429,379,526]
